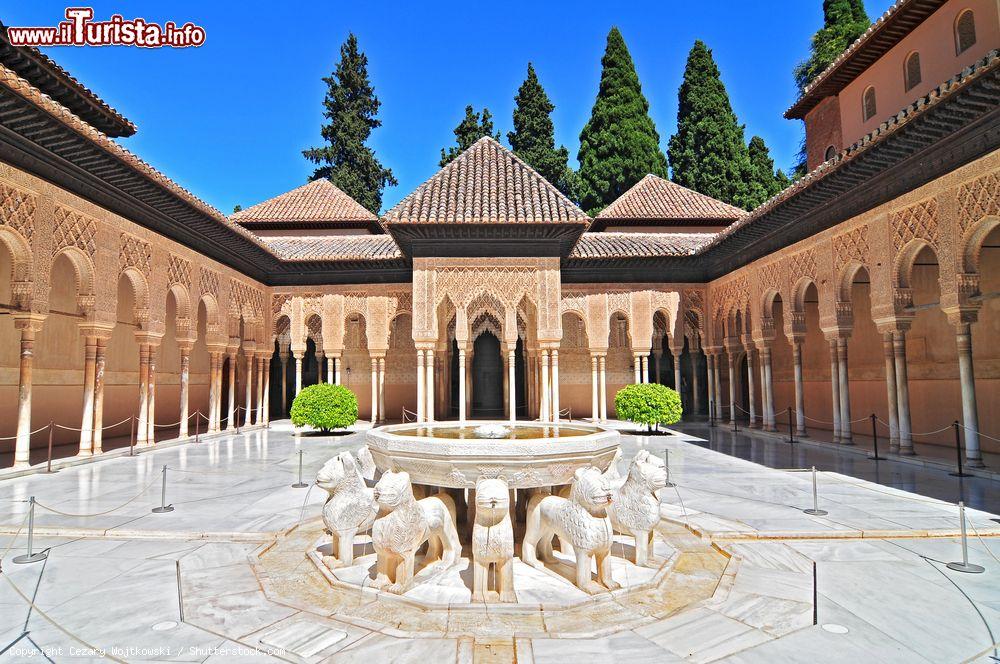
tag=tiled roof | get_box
[231,179,376,225]
[257,235,402,261]
[710,49,1000,253]
[596,174,746,222]
[571,232,715,259]
[382,137,589,225]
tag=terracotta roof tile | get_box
[571,232,715,259]
[258,234,402,261]
[596,174,746,222]
[231,179,376,225]
[381,137,589,225]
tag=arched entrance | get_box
[472,332,503,417]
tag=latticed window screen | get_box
[904,52,921,92]
[956,10,976,54]
[862,87,877,122]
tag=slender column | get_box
[591,355,599,420]
[92,337,107,453]
[633,354,641,384]
[706,354,715,419]
[458,348,467,422]
[502,352,510,414]
[78,336,97,455]
[294,353,303,396]
[727,353,736,422]
[598,354,608,422]
[762,345,775,431]
[137,344,151,443]
[378,357,386,424]
[712,353,723,421]
[540,350,550,421]
[956,324,982,467]
[426,349,435,422]
[205,351,217,433]
[13,316,43,468]
[334,354,342,385]
[416,349,426,422]
[746,348,758,428]
[881,333,899,451]
[641,354,649,384]
[792,341,806,435]
[146,344,157,444]
[327,356,334,384]
[244,351,254,426]
[551,349,560,421]
[466,350,474,417]
[178,343,191,438]
[673,353,682,402]
[691,351,701,416]
[255,356,265,424]
[370,354,379,424]
[317,351,326,385]
[828,339,841,442]
[225,351,237,431]
[893,331,913,454]
[508,347,517,423]
[837,337,852,444]
[261,357,271,425]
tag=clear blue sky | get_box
[6,1,892,214]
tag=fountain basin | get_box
[365,421,620,489]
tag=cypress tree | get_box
[577,27,668,214]
[747,135,785,207]
[302,33,397,215]
[668,40,755,210]
[440,105,501,166]
[794,0,870,94]
[508,63,575,197]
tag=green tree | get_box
[747,135,785,207]
[668,40,755,210]
[290,384,358,433]
[440,105,501,166]
[577,27,668,214]
[303,33,397,215]
[794,0,870,94]
[614,383,683,432]
[232,204,242,213]
[508,63,577,197]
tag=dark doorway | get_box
[472,332,503,417]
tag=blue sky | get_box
[6,1,892,214]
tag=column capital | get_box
[242,340,258,355]
[874,316,912,335]
[78,321,114,340]
[206,342,229,355]
[135,331,164,347]
[942,306,979,328]
[821,327,851,341]
[13,312,46,332]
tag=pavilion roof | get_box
[570,232,715,258]
[595,174,746,225]
[231,179,377,227]
[258,234,402,261]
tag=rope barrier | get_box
[0,423,51,441]
[33,476,159,517]
[153,419,184,429]
[101,416,133,431]
[910,424,956,437]
[0,511,30,562]
[959,422,1000,444]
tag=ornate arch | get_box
[0,225,33,309]
[961,214,1000,275]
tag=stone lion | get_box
[522,466,620,594]
[370,470,461,594]
[315,451,378,569]
[608,450,668,568]
[471,476,515,602]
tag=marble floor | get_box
[0,421,998,663]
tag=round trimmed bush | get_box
[614,383,683,432]
[290,383,358,433]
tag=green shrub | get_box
[614,383,683,431]
[290,383,358,432]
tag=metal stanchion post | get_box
[787,407,794,444]
[151,465,174,513]
[946,501,984,573]
[870,414,885,461]
[236,407,241,434]
[195,412,200,444]
[44,421,57,473]
[292,449,308,488]
[663,449,676,488]
[803,466,827,516]
[129,414,136,456]
[13,497,47,564]
[950,421,968,478]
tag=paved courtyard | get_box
[0,422,998,663]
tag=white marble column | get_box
[378,357,386,424]
[226,351,238,431]
[598,354,608,422]
[92,337,107,453]
[256,355,266,425]
[370,354,379,424]
[673,353,682,401]
[712,353,723,421]
[78,335,97,456]
[551,349,560,421]
[641,354,649,384]
[146,344,157,444]
[591,354,599,421]
[138,344,151,443]
[828,339,841,442]
[727,353,736,422]
[327,356,334,384]
[294,353,303,396]
[893,331,913,454]
[837,337,852,444]
[317,351,326,385]
[792,340,806,435]
[243,351,255,426]
[705,354,715,420]
[881,333,899,451]
[458,347,467,422]
[426,349,435,422]
[12,316,43,468]
[279,351,288,415]
[538,348,552,422]
[178,343,191,438]
[746,348,758,428]
[691,351,701,416]
[955,323,982,467]
[262,357,271,425]
[334,354,342,385]
[416,349,425,422]
[762,345,775,431]
[633,354,641,384]
[508,347,517,423]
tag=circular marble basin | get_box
[365,421,620,489]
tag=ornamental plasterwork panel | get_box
[891,197,940,250]
[833,224,870,271]
[0,181,36,244]
[119,232,152,276]
[199,267,220,299]
[957,172,999,234]
[52,205,97,257]
[785,248,818,283]
[167,253,191,289]
[434,265,537,309]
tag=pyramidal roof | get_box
[596,174,746,223]
[231,178,376,226]
[381,137,589,225]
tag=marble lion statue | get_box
[522,466,620,594]
[315,451,378,569]
[370,470,461,594]
[607,450,668,568]
[472,476,515,602]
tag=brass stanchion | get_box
[13,497,47,564]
